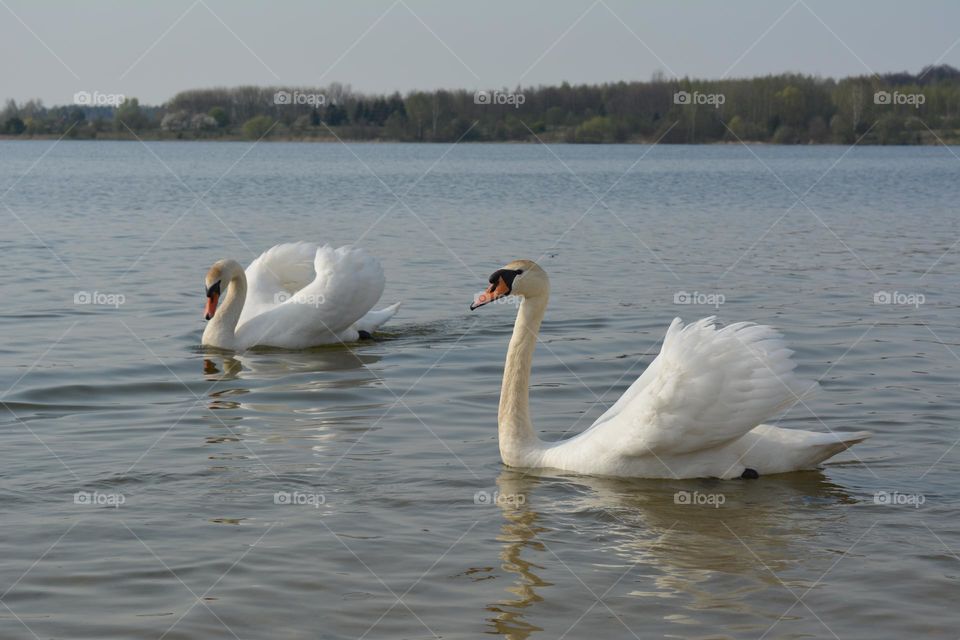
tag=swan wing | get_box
[578,317,813,457]
[240,242,320,324]
[236,245,385,348]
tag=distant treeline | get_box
[4,65,960,144]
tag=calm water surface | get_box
[0,141,958,639]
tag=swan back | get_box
[240,242,322,325]
[234,244,386,348]
[570,317,815,458]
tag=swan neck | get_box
[499,294,548,464]
[202,270,246,348]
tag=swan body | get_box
[202,243,400,350]
[471,260,870,480]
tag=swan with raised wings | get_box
[202,242,400,350]
[470,260,870,479]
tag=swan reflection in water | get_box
[486,472,550,638]
[487,468,857,639]
[199,347,385,448]
[202,346,382,382]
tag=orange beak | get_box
[470,277,511,310]
[204,293,219,320]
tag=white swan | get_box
[202,242,400,350]
[470,260,871,479]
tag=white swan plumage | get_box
[202,242,400,350]
[471,260,870,479]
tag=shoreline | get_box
[1,134,957,145]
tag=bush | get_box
[772,125,799,144]
[242,115,274,139]
[575,116,615,143]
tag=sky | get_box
[2,0,960,106]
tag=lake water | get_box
[1,140,958,639]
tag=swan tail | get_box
[802,430,872,466]
[741,426,872,475]
[354,302,401,333]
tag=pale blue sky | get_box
[2,0,959,105]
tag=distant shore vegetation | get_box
[3,66,960,144]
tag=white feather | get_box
[534,318,870,478]
[205,242,399,350]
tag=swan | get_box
[470,260,871,479]
[202,242,400,350]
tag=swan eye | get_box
[516,270,524,275]
[206,280,221,298]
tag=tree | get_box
[807,115,828,142]
[323,104,347,126]
[774,85,806,127]
[405,92,431,140]
[115,98,148,132]
[829,114,854,144]
[242,115,274,139]
[1,99,18,121]
[353,99,367,124]
[834,81,866,134]
[4,117,25,135]
[383,112,408,139]
[161,111,190,131]
[725,115,744,139]
[20,99,44,119]
[2,66,960,143]
[208,106,229,128]
[386,92,406,119]
[545,106,565,129]
[875,113,905,144]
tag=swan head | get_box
[470,260,548,310]
[204,259,243,320]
